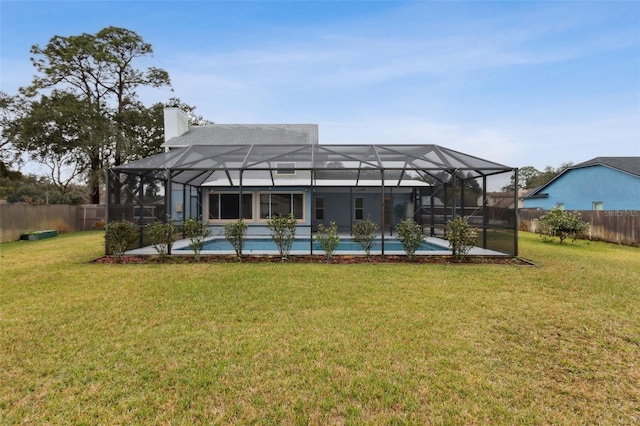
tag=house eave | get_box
[525,193,549,200]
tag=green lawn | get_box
[1,231,638,424]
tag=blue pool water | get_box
[178,237,447,253]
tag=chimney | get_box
[163,107,189,142]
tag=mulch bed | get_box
[92,255,534,265]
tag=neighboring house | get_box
[108,108,519,255]
[522,157,640,210]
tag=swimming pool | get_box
[177,237,448,253]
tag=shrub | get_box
[315,221,340,261]
[538,208,589,243]
[104,220,138,263]
[266,214,297,261]
[147,217,177,259]
[445,216,477,262]
[395,218,425,260]
[224,219,248,261]
[184,217,211,261]
[351,217,379,258]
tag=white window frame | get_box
[208,192,253,221]
[259,192,305,220]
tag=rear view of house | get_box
[106,108,520,256]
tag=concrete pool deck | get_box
[125,235,508,257]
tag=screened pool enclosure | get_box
[107,144,519,256]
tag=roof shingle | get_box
[163,124,318,147]
[571,157,640,177]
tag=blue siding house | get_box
[522,157,640,210]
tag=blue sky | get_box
[1,0,639,172]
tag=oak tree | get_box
[21,26,171,203]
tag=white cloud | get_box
[512,115,640,166]
[318,116,518,166]
[3,0,637,178]
[160,5,637,98]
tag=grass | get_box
[1,231,638,424]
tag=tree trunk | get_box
[90,154,101,204]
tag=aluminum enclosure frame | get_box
[108,144,519,256]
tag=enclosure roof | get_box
[113,144,514,186]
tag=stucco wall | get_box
[523,166,640,210]
[314,188,412,231]
[181,187,413,235]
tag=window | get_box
[315,197,324,220]
[260,193,304,219]
[275,162,296,176]
[208,193,253,220]
[354,197,364,221]
[593,201,604,211]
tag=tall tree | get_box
[527,162,573,189]
[0,91,26,171]
[503,166,540,191]
[7,92,98,203]
[115,98,209,161]
[103,97,208,205]
[502,163,574,192]
[21,26,171,203]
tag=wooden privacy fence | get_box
[0,204,105,243]
[519,209,640,246]
[2,204,637,246]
